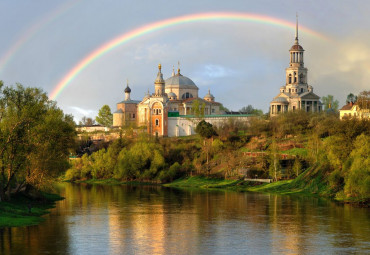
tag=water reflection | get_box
[1,183,369,255]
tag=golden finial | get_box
[177,61,180,74]
[158,63,162,71]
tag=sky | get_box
[0,0,369,122]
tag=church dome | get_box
[124,85,131,93]
[165,74,198,90]
[167,91,177,100]
[204,89,215,101]
[290,44,304,51]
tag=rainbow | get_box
[50,12,329,100]
[0,0,81,73]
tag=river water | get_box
[0,183,369,255]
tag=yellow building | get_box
[339,102,370,120]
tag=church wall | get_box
[167,116,252,137]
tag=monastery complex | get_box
[112,19,324,137]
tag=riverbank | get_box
[0,193,63,228]
[165,175,369,206]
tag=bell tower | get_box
[285,15,308,94]
[154,63,165,96]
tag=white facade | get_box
[167,115,252,137]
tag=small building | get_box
[339,102,370,120]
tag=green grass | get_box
[283,147,308,157]
[0,193,63,227]
[73,178,158,185]
[165,176,242,189]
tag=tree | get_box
[0,83,75,201]
[322,95,339,110]
[219,104,229,112]
[346,93,357,104]
[79,116,96,126]
[239,105,264,115]
[191,99,205,118]
[195,120,217,139]
[357,90,370,110]
[96,105,113,127]
[195,120,217,175]
[268,139,281,182]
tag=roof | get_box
[165,74,198,90]
[117,99,141,104]
[124,85,131,93]
[114,109,123,114]
[290,44,304,51]
[300,92,320,100]
[340,103,356,111]
[271,97,289,103]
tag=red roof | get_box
[340,102,356,110]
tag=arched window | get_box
[301,88,304,93]
[294,72,297,83]
[300,74,304,83]
[288,74,292,84]
[182,92,193,99]
[155,119,159,126]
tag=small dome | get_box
[165,74,198,90]
[167,92,177,100]
[290,44,304,51]
[204,89,214,101]
[124,85,131,93]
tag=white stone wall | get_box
[167,116,251,137]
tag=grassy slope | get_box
[166,167,335,199]
[0,193,63,228]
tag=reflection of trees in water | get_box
[1,184,369,254]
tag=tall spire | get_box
[172,65,175,76]
[295,13,299,44]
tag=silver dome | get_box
[165,74,198,90]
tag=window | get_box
[159,109,161,114]
[133,113,135,118]
[155,119,159,126]
[294,72,297,83]
[288,74,292,84]
[182,92,193,99]
[301,88,304,93]
[300,74,305,83]
[212,109,215,113]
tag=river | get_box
[0,183,369,254]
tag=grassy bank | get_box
[165,176,242,189]
[70,178,159,185]
[0,193,63,228]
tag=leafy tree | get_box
[191,99,205,118]
[346,93,357,104]
[239,105,264,115]
[357,90,370,110]
[195,120,217,139]
[79,116,95,126]
[0,83,75,201]
[219,104,229,112]
[268,139,281,181]
[322,95,339,110]
[344,134,370,201]
[96,105,113,127]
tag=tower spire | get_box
[295,13,299,44]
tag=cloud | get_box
[69,106,97,120]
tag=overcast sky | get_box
[0,0,369,121]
